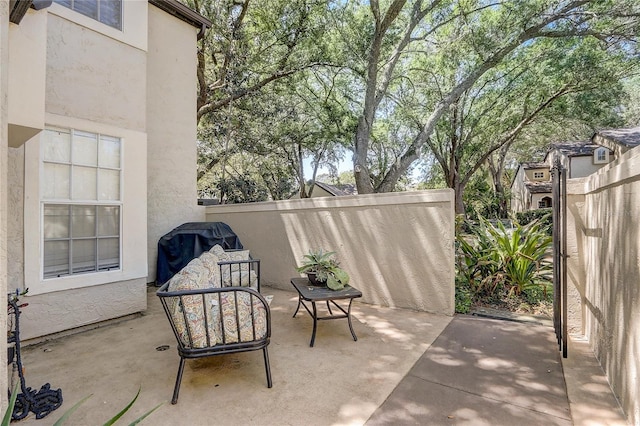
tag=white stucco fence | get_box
[205,190,456,316]
[565,147,640,425]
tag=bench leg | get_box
[171,357,186,404]
[263,347,273,388]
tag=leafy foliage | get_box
[188,0,640,208]
[296,249,350,290]
[456,216,553,299]
[515,208,553,234]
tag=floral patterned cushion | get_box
[198,251,223,288]
[209,291,268,344]
[226,270,258,288]
[167,258,211,348]
[209,245,253,287]
[166,250,266,348]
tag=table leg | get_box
[347,299,357,341]
[292,295,302,318]
[310,301,318,347]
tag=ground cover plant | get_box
[455,215,553,315]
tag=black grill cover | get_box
[156,222,243,285]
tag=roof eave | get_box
[148,0,211,31]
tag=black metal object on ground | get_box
[7,295,63,420]
[156,222,243,285]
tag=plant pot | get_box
[307,272,326,286]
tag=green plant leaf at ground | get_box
[2,383,19,426]
[49,387,161,426]
[456,214,553,314]
[455,277,472,314]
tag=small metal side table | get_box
[290,277,362,347]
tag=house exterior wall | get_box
[566,148,640,425]
[530,193,551,209]
[9,4,154,340]
[44,12,146,132]
[205,190,456,315]
[7,9,46,147]
[1,0,10,409]
[524,168,549,181]
[511,167,529,212]
[146,5,204,284]
[569,155,606,178]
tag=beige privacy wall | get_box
[205,190,455,315]
[566,148,640,425]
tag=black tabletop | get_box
[290,277,362,301]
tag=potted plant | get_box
[296,249,350,290]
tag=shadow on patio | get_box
[14,286,450,425]
[13,285,627,426]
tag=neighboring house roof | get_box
[550,140,606,157]
[148,0,211,30]
[336,183,357,195]
[522,162,549,170]
[593,127,640,149]
[10,1,212,32]
[525,181,553,194]
[311,181,348,196]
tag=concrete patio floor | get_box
[13,286,627,425]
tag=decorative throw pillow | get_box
[167,258,212,348]
[216,248,252,286]
[198,251,222,288]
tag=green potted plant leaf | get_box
[296,249,350,291]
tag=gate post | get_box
[551,159,561,348]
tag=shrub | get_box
[455,276,472,314]
[515,208,552,235]
[456,215,552,298]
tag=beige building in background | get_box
[2,0,209,344]
[511,138,620,213]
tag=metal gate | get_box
[551,158,568,358]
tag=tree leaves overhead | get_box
[186,0,640,209]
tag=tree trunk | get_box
[454,179,466,216]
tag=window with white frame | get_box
[41,128,122,279]
[533,171,545,180]
[53,0,122,30]
[593,147,609,164]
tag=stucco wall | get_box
[19,278,147,339]
[511,167,528,212]
[7,9,46,147]
[564,180,587,335]
[205,190,456,315]
[524,168,549,181]
[566,149,640,425]
[8,8,153,341]
[45,14,146,132]
[146,4,204,284]
[1,0,10,409]
[530,193,551,210]
[7,146,24,288]
[569,155,605,178]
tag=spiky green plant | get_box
[296,249,350,291]
[456,215,552,297]
[484,217,552,295]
